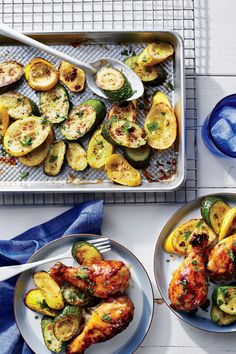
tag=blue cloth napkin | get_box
[0,200,104,354]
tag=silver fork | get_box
[0,237,111,282]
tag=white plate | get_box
[14,234,154,353]
[154,193,236,333]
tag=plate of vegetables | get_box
[14,234,153,353]
[154,193,236,332]
[0,40,180,189]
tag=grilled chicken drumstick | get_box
[66,295,134,354]
[168,233,208,312]
[50,260,130,298]
[207,233,236,282]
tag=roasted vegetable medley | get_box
[24,240,134,353]
[0,41,177,186]
[164,195,236,326]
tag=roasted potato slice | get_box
[24,289,58,317]
[33,271,64,310]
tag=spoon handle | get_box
[0,22,96,73]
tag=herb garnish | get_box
[228,249,235,262]
[184,231,191,239]
[166,82,175,91]
[49,155,58,163]
[1,148,7,156]
[147,122,158,132]
[122,121,132,135]
[75,273,88,280]
[20,136,33,146]
[192,260,198,266]
[195,220,203,228]
[180,280,187,287]
[138,102,145,110]
[41,117,46,124]
[102,314,112,321]
[76,111,84,118]
[161,112,166,116]
[17,98,23,103]
[19,171,30,181]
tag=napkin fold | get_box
[0,200,104,354]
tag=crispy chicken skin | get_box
[50,260,130,298]
[168,233,208,312]
[207,233,236,282]
[66,295,134,354]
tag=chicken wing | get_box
[207,233,236,282]
[66,295,134,354]
[50,260,130,298]
[168,233,208,312]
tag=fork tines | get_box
[88,237,111,253]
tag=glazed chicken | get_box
[66,295,134,354]
[50,260,130,298]
[207,233,236,282]
[169,233,208,312]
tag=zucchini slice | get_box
[87,127,114,169]
[71,241,103,265]
[102,118,147,148]
[19,129,54,167]
[0,60,24,93]
[163,219,217,255]
[201,196,231,235]
[151,90,172,109]
[211,304,236,326]
[219,207,236,241]
[0,91,39,119]
[33,271,64,310]
[123,145,151,168]
[95,67,133,103]
[125,55,167,86]
[3,116,51,157]
[59,61,85,93]
[62,284,94,307]
[40,83,70,124]
[0,104,9,139]
[53,305,82,342]
[213,286,236,315]
[41,316,63,353]
[25,57,59,91]
[44,140,66,176]
[60,99,106,140]
[138,42,174,67]
[105,153,142,187]
[144,102,177,150]
[24,289,58,317]
[66,142,87,171]
[108,101,137,123]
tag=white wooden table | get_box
[1,1,236,353]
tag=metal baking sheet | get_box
[0,31,185,193]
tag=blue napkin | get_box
[0,200,104,354]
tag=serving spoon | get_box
[0,23,144,100]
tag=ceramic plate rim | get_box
[154,192,236,333]
[14,233,154,353]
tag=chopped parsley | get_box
[52,96,61,102]
[121,49,129,56]
[184,231,191,239]
[138,102,145,110]
[37,299,49,310]
[218,299,223,307]
[75,273,88,280]
[17,97,24,103]
[194,266,199,272]
[76,111,84,118]
[122,121,132,135]
[41,117,46,124]
[34,315,39,319]
[102,314,112,322]
[228,249,235,262]
[147,122,158,132]
[195,220,203,228]
[20,136,33,146]
[192,260,198,266]
[19,171,30,181]
[49,155,58,163]
[180,279,187,287]
[166,82,174,91]
[47,340,52,344]
[1,148,7,156]
[161,111,166,116]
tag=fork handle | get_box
[0,22,96,73]
[0,254,69,282]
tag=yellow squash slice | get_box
[66,142,87,171]
[144,102,177,150]
[163,219,217,255]
[138,42,174,67]
[151,91,171,109]
[59,61,85,93]
[87,127,114,169]
[19,129,54,167]
[24,289,58,317]
[105,154,141,187]
[33,271,64,310]
[0,104,9,138]
[219,207,236,241]
[3,116,51,157]
[25,57,59,91]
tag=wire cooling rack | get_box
[0,0,196,205]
